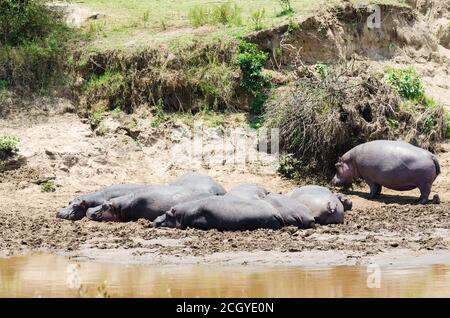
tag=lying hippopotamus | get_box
[288,185,348,225]
[171,172,226,195]
[57,184,151,220]
[153,196,284,231]
[263,193,316,228]
[332,140,441,204]
[86,185,212,222]
[224,183,269,200]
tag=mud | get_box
[0,106,449,265]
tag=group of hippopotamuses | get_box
[57,140,441,231]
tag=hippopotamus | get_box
[288,185,346,225]
[224,183,269,200]
[86,185,213,222]
[171,172,226,195]
[153,196,284,231]
[56,184,151,220]
[331,140,441,204]
[263,193,316,229]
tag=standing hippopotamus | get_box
[288,185,346,225]
[86,185,212,222]
[56,184,151,220]
[153,196,284,231]
[331,140,441,204]
[263,193,316,229]
[171,172,226,195]
[224,183,269,200]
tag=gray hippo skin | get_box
[288,185,345,225]
[171,172,226,195]
[153,196,284,231]
[86,185,212,222]
[263,193,316,229]
[56,184,150,220]
[224,183,269,200]
[331,140,441,204]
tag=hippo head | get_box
[86,202,120,222]
[314,200,344,225]
[56,200,87,220]
[332,157,355,186]
[299,212,316,229]
[335,193,353,211]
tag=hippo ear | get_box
[335,162,342,168]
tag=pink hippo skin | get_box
[332,140,441,204]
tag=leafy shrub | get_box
[278,154,302,179]
[384,66,425,101]
[237,42,269,95]
[0,0,69,89]
[0,135,19,160]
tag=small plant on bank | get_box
[110,107,123,119]
[89,106,107,126]
[278,154,302,179]
[384,66,425,101]
[314,63,328,80]
[41,181,56,193]
[277,0,294,17]
[0,135,19,160]
[250,8,266,31]
[150,99,167,128]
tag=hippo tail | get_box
[432,155,441,176]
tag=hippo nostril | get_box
[309,220,316,228]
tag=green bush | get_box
[0,135,19,160]
[0,0,69,89]
[237,42,269,95]
[278,154,302,179]
[384,66,425,101]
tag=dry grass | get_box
[264,64,447,176]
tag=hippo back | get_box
[264,193,315,228]
[171,172,226,195]
[225,183,269,201]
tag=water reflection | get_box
[0,254,449,297]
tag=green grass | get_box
[78,0,324,51]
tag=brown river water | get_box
[0,254,449,297]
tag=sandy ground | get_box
[0,101,449,266]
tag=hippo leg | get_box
[417,183,432,205]
[366,179,382,198]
